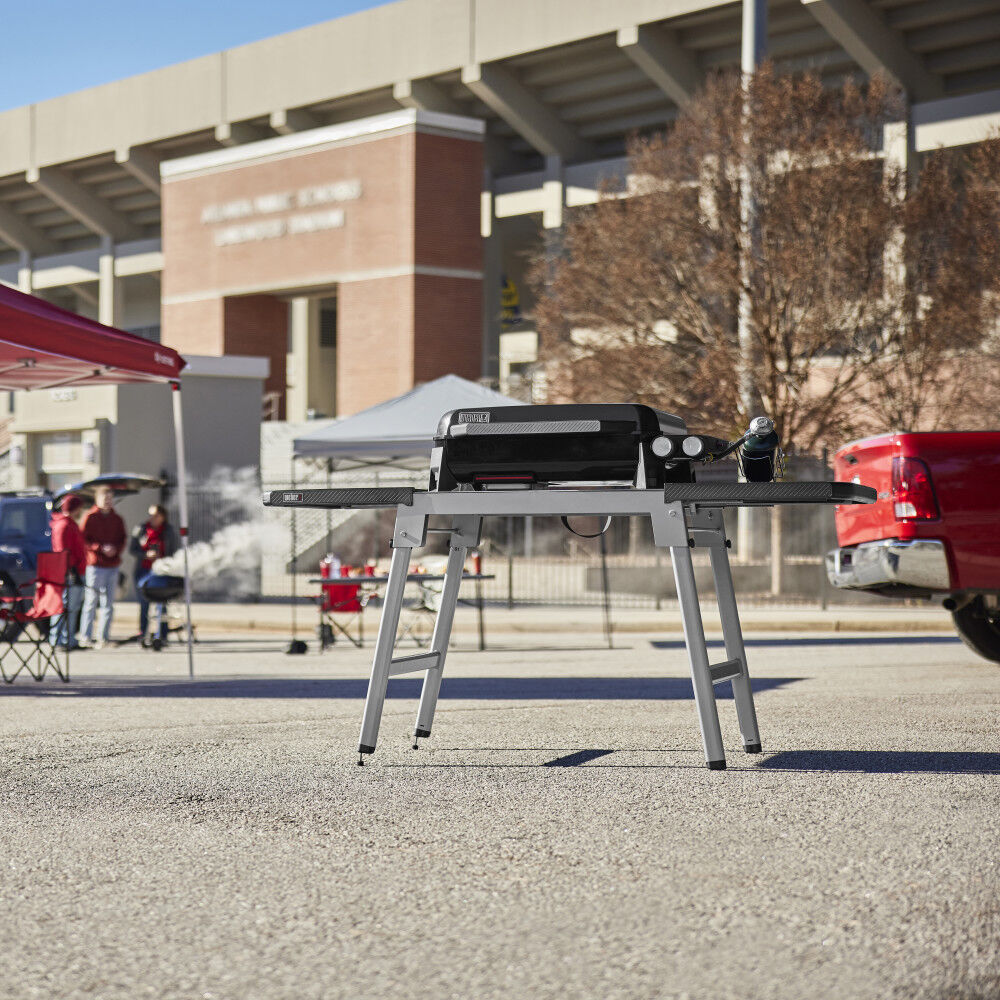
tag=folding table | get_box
[308,572,495,650]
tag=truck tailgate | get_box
[833,435,895,547]
[835,431,1000,592]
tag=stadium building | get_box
[1,0,999,485]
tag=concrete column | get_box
[882,118,912,301]
[737,0,768,563]
[286,296,312,422]
[741,0,768,73]
[882,118,914,177]
[308,299,336,418]
[542,155,564,231]
[98,238,118,326]
[16,252,32,293]
[481,177,502,383]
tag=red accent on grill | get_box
[473,474,534,482]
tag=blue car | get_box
[0,490,54,638]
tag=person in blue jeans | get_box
[129,505,178,646]
[78,487,127,649]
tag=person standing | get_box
[78,487,127,649]
[129,505,178,645]
[50,495,87,649]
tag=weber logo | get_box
[154,351,174,367]
[457,411,490,423]
[283,492,303,502]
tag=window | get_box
[0,500,50,539]
[319,298,337,349]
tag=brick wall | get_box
[162,134,417,297]
[161,117,485,418]
[223,295,287,410]
[412,274,481,385]
[337,275,414,414]
[413,132,483,272]
[161,298,225,356]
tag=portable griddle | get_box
[264,404,874,769]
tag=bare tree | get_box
[859,139,1000,432]
[532,66,1000,452]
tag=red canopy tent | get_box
[0,283,196,674]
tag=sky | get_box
[0,0,387,111]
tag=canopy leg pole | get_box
[171,382,195,680]
[291,453,297,641]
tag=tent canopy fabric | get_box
[0,284,184,388]
[293,374,520,461]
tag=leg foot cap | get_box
[414,728,431,738]
[707,759,727,770]
[744,742,762,754]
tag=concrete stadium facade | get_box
[1,0,999,483]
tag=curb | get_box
[190,615,953,636]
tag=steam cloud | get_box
[152,466,288,599]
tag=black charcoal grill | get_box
[132,574,186,651]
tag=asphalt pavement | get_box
[1,628,998,1000]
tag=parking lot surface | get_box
[1,630,998,1000]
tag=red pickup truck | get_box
[826,431,1000,662]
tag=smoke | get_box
[153,521,288,599]
[152,466,288,599]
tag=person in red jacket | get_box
[50,495,87,649]
[78,487,127,648]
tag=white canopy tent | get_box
[292,374,520,465]
[282,376,520,652]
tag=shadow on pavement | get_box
[543,748,617,766]
[760,749,1000,774]
[0,675,800,701]
[651,635,960,649]
[387,747,1000,772]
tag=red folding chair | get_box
[0,551,70,683]
[318,566,373,649]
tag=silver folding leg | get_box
[709,542,761,753]
[670,543,727,769]
[357,530,418,760]
[412,515,481,746]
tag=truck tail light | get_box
[891,456,939,520]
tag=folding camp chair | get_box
[317,570,374,649]
[0,550,70,683]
